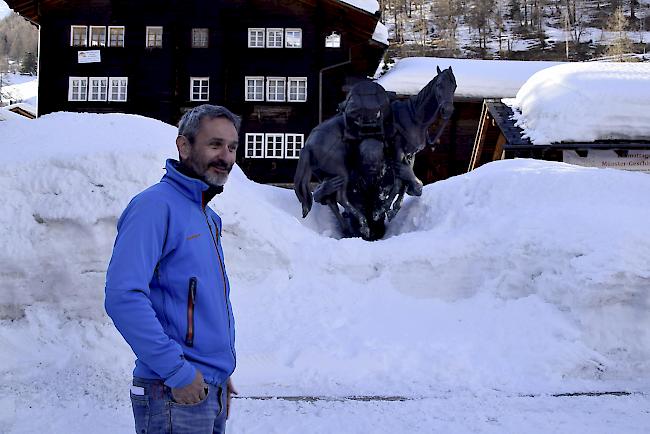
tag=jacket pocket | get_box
[185,277,197,347]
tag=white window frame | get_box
[245,133,265,159]
[284,134,304,159]
[266,28,283,48]
[288,77,307,102]
[265,133,284,158]
[248,28,265,48]
[68,77,88,101]
[88,77,108,101]
[190,77,210,102]
[266,77,286,102]
[89,26,106,47]
[108,77,128,102]
[70,25,88,47]
[245,76,264,101]
[285,28,302,48]
[146,26,163,48]
[325,31,341,48]
[192,28,209,48]
[108,26,125,47]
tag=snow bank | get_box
[1,113,649,431]
[505,62,650,144]
[376,57,563,98]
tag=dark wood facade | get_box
[7,0,387,184]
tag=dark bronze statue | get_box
[294,66,457,240]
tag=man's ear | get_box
[176,135,191,162]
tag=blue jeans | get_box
[130,377,227,434]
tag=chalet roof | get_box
[4,102,37,118]
[376,57,563,99]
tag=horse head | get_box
[435,66,457,121]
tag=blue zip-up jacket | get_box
[105,159,236,388]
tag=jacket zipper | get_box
[185,277,197,347]
[203,210,236,361]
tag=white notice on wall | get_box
[78,50,101,64]
[563,150,650,173]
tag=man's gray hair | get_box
[178,104,241,144]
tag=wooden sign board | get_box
[563,150,650,173]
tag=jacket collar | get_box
[162,159,222,208]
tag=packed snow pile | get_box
[505,62,650,144]
[1,112,649,432]
[376,57,562,98]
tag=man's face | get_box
[178,117,238,188]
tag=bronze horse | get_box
[294,67,457,240]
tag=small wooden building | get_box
[6,0,387,184]
[470,99,650,172]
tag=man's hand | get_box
[171,370,207,404]
[227,378,238,419]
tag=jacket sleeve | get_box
[104,193,196,388]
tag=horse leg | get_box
[325,198,349,235]
[387,184,407,221]
[337,187,370,239]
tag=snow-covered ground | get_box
[0,111,649,433]
[1,73,38,107]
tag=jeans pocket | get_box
[169,387,216,433]
[130,392,150,434]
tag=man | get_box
[105,104,239,434]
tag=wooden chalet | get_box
[470,99,650,172]
[6,0,387,183]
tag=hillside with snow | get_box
[0,111,649,433]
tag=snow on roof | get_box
[4,102,36,116]
[338,0,379,14]
[372,21,389,45]
[1,73,38,106]
[504,62,650,144]
[376,57,563,99]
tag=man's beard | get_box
[186,154,232,188]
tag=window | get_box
[192,28,209,48]
[68,77,88,101]
[89,26,106,47]
[248,28,265,48]
[285,134,304,159]
[88,77,108,101]
[265,134,284,158]
[266,28,283,48]
[245,133,265,158]
[266,77,286,102]
[109,77,128,102]
[245,76,264,101]
[70,26,88,47]
[190,77,209,101]
[288,77,307,102]
[285,28,302,48]
[108,26,125,47]
[146,26,163,48]
[325,32,341,48]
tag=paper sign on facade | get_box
[563,150,650,173]
[78,50,101,64]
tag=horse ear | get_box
[449,66,453,73]
[437,65,442,74]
